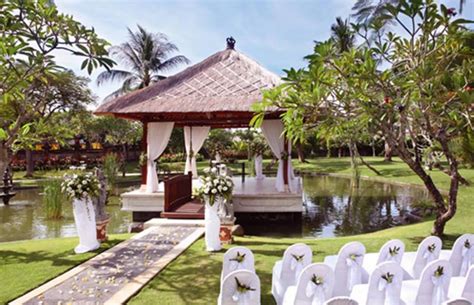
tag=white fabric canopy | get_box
[184,126,210,178]
[146,122,174,193]
[260,120,296,192]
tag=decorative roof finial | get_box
[226,37,236,50]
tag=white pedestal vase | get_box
[72,197,100,254]
[205,196,222,252]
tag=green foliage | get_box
[102,153,120,192]
[204,129,233,157]
[42,179,64,219]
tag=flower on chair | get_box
[349,253,362,261]
[427,243,437,253]
[464,239,471,249]
[381,272,394,284]
[389,246,400,257]
[235,277,256,293]
[311,274,324,286]
[230,252,246,263]
[434,266,444,278]
[292,253,305,262]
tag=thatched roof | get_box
[95,45,282,126]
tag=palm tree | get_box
[330,17,355,53]
[97,25,190,100]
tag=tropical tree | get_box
[96,25,190,100]
[330,17,355,53]
[253,0,473,236]
[0,0,114,177]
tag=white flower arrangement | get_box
[195,167,234,205]
[61,171,99,201]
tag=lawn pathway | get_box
[11,223,204,305]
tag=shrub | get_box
[42,179,64,219]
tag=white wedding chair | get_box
[218,270,261,305]
[350,261,405,305]
[272,243,313,305]
[448,265,474,303]
[282,263,335,305]
[221,247,255,282]
[362,239,405,275]
[323,297,359,305]
[439,234,474,277]
[324,241,369,297]
[400,259,452,305]
[442,298,472,305]
[401,236,442,279]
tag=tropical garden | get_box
[0,0,473,304]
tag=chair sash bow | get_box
[291,256,305,282]
[460,246,473,276]
[423,248,437,263]
[346,255,363,291]
[431,274,447,305]
[232,290,253,305]
[305,281,327,305]
[378,277,400,305]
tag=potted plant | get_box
[195,167,234,251]
[62,171,100,253]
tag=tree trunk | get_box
[0,142,9,181]
[121,144,127,177]
[338,147,343,158]
[384,140,393,162]
[372,140,376,157]
[297,142,306,163]
[25,149,34,178]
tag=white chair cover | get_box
[184,126,210,178]
[218,270,261,305]
[221,247,255,283]
[441,299,472,305]
[323,297,359,305]
[439,234,474,277]
[260,120,295,192]
[146,122,174,193]
[282,263,334,305]
[330,242,369,297]
[350,261,404,305]
[272,243,313,305]
[363,239,405,275]
[254,154,265,180]
[448,265,474,303]
[400,259,452,305]
[72,197,100,253]
[401,236,442,279]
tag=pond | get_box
[0,175,430,242]
[241,175,430,238]
[0,184,135,243]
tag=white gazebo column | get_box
[184,126,210,178]
[261,120,295,192]
[145,122,174,193]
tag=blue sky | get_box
[54,0,473,104]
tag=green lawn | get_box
[1,157,473,304]
[0,234,131,304]
[128,157,474,305]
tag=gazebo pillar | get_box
[140,121,148,185]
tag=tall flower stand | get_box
[72,197,100,254]
[204,197,222,252]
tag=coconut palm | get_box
[97,25,190,100]
[330,17,355,53]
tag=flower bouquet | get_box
[62,171,100,254]
[195,167,234,252]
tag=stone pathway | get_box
[12,224,204,305]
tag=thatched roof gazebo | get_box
[95,38,297,197]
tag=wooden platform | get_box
[121,177,303,217]
[160,200,204,219]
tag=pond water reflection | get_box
[0,184,135,242]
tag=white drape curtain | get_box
[260,120,295,192]
[184,126,210,178]
[146,122,174,193]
